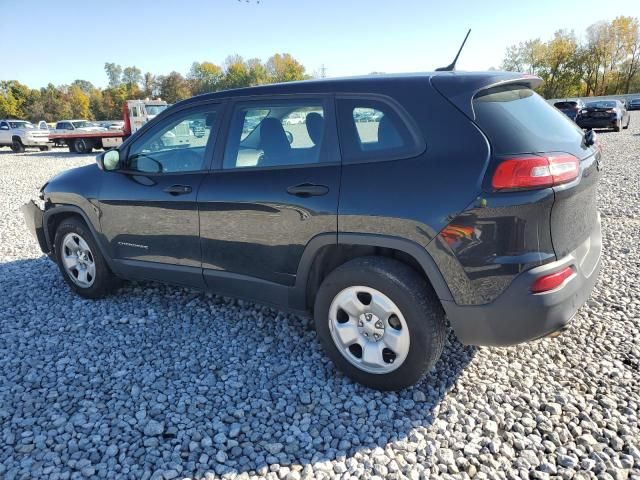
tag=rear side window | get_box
[337,98,423,163]
[473,86,585,157]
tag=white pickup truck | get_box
[0,120,52,152]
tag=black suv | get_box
[23,72,602,390]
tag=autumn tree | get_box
[157,72,190,103]
[266,53,308,83]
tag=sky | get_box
[1,0,639,89]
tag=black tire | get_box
[54,217,119,299]
[68,141,76,153]
[314,256,446,390]
[614,121,622,132]
[39,146,51,152]
[11,138,25,153]
[73,138,93,154]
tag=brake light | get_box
[492,154,580,190]
[531,266,574,293]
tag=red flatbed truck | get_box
[49,99,168,154]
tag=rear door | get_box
[197,96,340,300]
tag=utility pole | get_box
[319,64,327,78]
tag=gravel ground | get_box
[0,117,639,480]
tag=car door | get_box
[97,102,223,288]
[0,121,10,144]
[198,96,340,303]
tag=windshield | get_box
[586,101,616,109]
[146,105,168,116]
[8,121,33,129]
[72,121,93,128]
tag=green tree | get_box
[104,62,123,88]
[188,61,223,94]
[122,66,143,88]
[157,72,191,103]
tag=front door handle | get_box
[164,184,192,196]
[286,183,329,197]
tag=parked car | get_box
[554,99,585,122]
[0,119,52,152]
[22,72,602,390]
[576,100,630,131]
[628,98,640,111]
[53,120,107,135]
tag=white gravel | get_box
[0,117,639,480]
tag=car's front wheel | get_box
[54,217,118,298]
[314,256,446,390]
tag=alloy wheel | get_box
[61,232,96,288]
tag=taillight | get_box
[531,266,574,293]
[492,154,580,190]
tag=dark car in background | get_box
[577,100,630,131]
[554,99,585,122]
[22,71,602,390]
[628,98,640,111]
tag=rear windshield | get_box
[473,86,586,157]
[586,101,616,108]
[554,101,578,109]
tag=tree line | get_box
[0,53,309,122]
[502,16,640,98]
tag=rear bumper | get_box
[444,213,602,346]
[21,201,49,254]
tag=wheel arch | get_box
[43,205,116,271]
[294,233,454,311]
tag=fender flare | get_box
[42,205,116,271]
[293,232,454,309]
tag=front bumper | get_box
[23,137,51,147]
[21,200,49,254]
[444,214,602,346]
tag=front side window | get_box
[337,98,420,163]
[126,106,219,173]
[224,100,326,169]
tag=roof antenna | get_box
[436,29,471,72]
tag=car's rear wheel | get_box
[314,256,446,390]
[73,138,93,154]
[11,139,25,153]
[54,217,118,299]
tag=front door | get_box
[0,121,10,144]
[198,97,340,302]
[98,102,222,288]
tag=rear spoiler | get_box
[430,72,542,120]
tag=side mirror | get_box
[285,130,293,144]
[97,149,121,171]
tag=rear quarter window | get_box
[473,86,587,158]
[336,97,425,163]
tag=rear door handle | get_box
[286,183,329,197]
[164,184,192,196]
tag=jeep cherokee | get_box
[22,71,602,390]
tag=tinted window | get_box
[224,100,326,169]
[473,86,586,157]
[554,102,578,109]
[337,98,420,163]
[585,101,616,108]
[127,107,218,173]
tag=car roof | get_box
[178,70,538,102]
